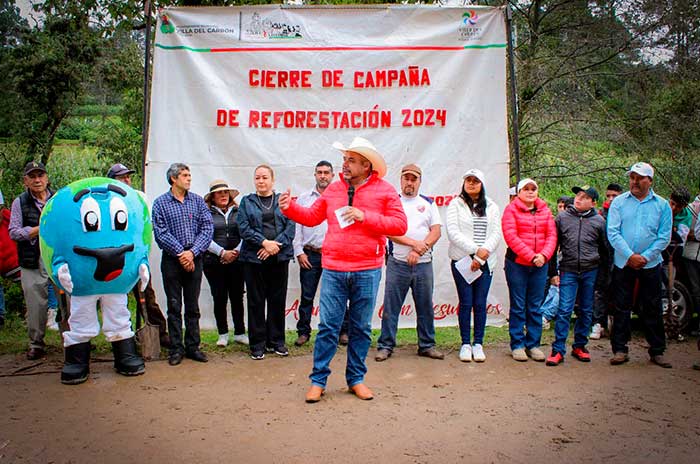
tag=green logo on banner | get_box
[161,15,175,34]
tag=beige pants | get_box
[20,261,50,350]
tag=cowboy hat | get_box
[204,179,239,204]
[332,136,387,178]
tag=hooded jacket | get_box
[502,197,557,266]
[283,172,407,272]
[555,205,607,273]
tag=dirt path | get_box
[2,337,699,464]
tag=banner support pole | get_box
[141,0,153,191]
[505,4,521,185]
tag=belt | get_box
[303,245,322,254]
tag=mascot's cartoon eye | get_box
[80,197,101,232]
[110,197,128,231]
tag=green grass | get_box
[0,309,560,357]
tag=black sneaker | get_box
[274,345,289,357]
[250,350,265,360]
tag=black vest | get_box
[18,190,50,269]
[205,206,241,264]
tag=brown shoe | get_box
[418,347,444,360]
[610,352,629,365]
[27,347,46,360]
[650,354,672,368]
[295,334,310,347]
[349,383,374,400]
[305,385,325,403]
[338,333,349,346]
[374,348,391,362]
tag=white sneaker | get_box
[46,308,59,331]
[216,333,229,347]
[233,334,249,345]
[459,344,472,362]
[542,318,551,330]
[589,323,602,340]
[472,344,486,362]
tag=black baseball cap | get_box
[107,163,136,179]
[571,185,599,202]
[23,161,47,176]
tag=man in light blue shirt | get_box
[607,162,673,368]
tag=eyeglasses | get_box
[348,185,355,206]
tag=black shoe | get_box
[186,350,208,363]
[274,345,289,356]
[168,352,184,366]
[27,347,46,360]
[339,333,349,346]
[61,342,90,385]
[250,350,265,360]
[111,337,145,376]
[295,334,310,346]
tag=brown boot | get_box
[349,383,374,400]
[305,385,325,403]
[610,352,629,365]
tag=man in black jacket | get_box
[546,186,607,366]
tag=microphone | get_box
[348,185,355,206]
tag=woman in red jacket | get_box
[501,178,557,362]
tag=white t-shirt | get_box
[391,194,442,264]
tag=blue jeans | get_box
[377,256,436,352]
[450,260,493,345]
[540,285,559,322]
[505,259,548,350]
[552,269,598,355]
[0,284,5,319]
[297,250,323,336]
[310,267,381,388]
[47,283,57,309]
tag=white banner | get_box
[146,5,511,330]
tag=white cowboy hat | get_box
[204,179,240,204]
[332,136,387,178]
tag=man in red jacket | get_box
[280,136,407,403]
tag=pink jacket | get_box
[502,197,557,266]
[283,172,407,271]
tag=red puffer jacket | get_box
[0,208,20,279]
[502,197,557,266]
[283,172,407,271]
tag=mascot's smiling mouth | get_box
[73,244,135,282]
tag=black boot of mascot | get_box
[61,342,91,385]
[112,337,145,376]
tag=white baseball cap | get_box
[517,178,538,192]
[462,168,485,185]
[627,162,654,178]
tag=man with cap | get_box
[152,163,213,366]
[107,163,171,348]
[375,163,443,362]
[8,161,54,359]
[546,185,607,366]
[607,162,673,367]
[279,136,407,402]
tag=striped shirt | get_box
[472,216,488,246]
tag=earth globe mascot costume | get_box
[40,177,152,385]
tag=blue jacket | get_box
[237,192,295,263]
[607,189,672,269]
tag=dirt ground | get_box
[1,337,699,464]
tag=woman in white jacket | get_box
[446,169,502,362]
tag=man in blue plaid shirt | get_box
[152,163,213,366]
